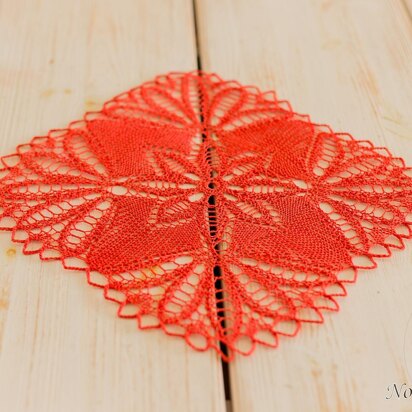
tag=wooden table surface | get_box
[1,1,412,411]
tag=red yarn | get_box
[1,71,412,360]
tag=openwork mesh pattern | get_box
[1,71,412,360]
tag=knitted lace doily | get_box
[1,72,411,360]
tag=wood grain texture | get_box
[0,1,226,411]
[196,0,412,411]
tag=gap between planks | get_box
[191,0,233,408]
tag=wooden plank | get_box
[196,0,412,410]
[405,0,412,18]
[0,1,226,411]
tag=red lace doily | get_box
[1,71,411,360]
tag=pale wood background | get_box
[1,1,412,411]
